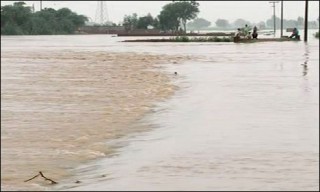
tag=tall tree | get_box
[158,1,199,32]
[137,13,155,29]
[123,13,138,31]
[158,7,179,31]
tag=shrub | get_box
[175,36,190,42]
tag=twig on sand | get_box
[24,171,58,184]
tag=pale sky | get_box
[1,1,319,25]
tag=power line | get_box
[95,1,110,25]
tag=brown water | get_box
[1,36,191,190]
[1,33,319,191]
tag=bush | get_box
[175,36,190,42]
[170,36,232,42]
[221,37,232,42]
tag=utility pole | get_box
[40,0,42,11]
[304,0,308,42]
[269,1,279,37]
[280,1,283,37]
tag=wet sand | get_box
[1,50,189,190]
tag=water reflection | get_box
[302,43,310,77]
[301,43,311,92]
[302,64,308,76]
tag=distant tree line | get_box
[117,0,318,33]
[1,2,88,35]
[186,16,319,31]
[264,16,319,29]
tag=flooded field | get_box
[1,32,319,191]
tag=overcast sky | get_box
[1,1,319,25]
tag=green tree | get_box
[123,13,138,31]
[1,2,88,35]
[152,18,160,29]
[158,7,179,32]
[176,1,199,32]
[36,8,59,34]
[24,16,48,34]
[55,8,87,33]
[1,2,32,34]
[137,13,155,29]
[158,1,199,33]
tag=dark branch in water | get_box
[24,174,39,182]
[24,171,58,184]
[39,171,58,184]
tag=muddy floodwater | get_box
[1,32,319,191]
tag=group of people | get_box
[234,25,300,40]
[234,24,258,40]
